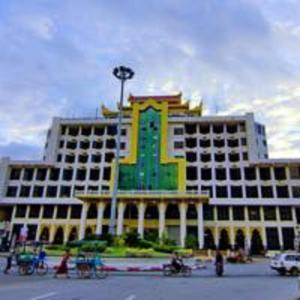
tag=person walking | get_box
[3,249,15,274]
[54,249,71,278]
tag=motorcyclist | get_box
[171,252,183,273]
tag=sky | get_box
[0,0,299,160]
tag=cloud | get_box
[0,0,299,159]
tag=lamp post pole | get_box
[108,66,134,235]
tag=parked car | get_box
[270,253,300,276]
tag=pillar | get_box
[278,227,283,250]
[96,202,105,235]
[179,202,187,248]
[245,227,251,251]
[64,225,70,244]
[8,205,17,241]
[197,203,204,249]
[117,202,125,236]
[159,202,166,240]
[49,225,55,243]
[79,202,88,240]
[138,202,146,238]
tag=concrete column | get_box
[96,202,105,235]
[49,225,55,243]
[159,202,167,240]
[138,202,146,238]
[117,202,126,236]
[179,202,187,248]
[79,202,88,240]
[8,205,17,240]
[229,226,235,249]
[197,203,204,249]
[261,227,267,249]
[63,225,69,244]
[278,227,283,250]
[245,227,251,251]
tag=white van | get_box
[270,253,300,276]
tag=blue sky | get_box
[0,0,299,159]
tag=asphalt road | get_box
[0,260,298,300]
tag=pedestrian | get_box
[3,249,15,274]
[54,249,71,278]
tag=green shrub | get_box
[124,230,140,247]
[138,239,154,249]
[125,248,154,258]
[144,231,159,243]
[176,249,193,257]
[80,241,106,253]
[113,236,126,247]
[153,244,178,253]
[185,234,198,250]
[46,245,66,251]
[160,231,176,246]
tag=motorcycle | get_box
[163,263,192,277]
[215,262,224,277]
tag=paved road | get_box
[0,260,298,300]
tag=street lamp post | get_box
[108,66,134,235]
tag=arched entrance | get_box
[68,227,77,242]
[85,226,93,239]
[166,204,179,219]
[39,227,49,242]
[145,205,158,219]
[53,227,64,244]
[250,229,264,254]
[218,229,231,250]
[87,203,97,219]
[124,203,138,219]
[204,228,216,249]
[235,229,245,250]
[187,204,197,219]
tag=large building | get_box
[0,93,299,252]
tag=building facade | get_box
[0,93,299,252]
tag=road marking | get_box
[125,295,136,300]
[30,292,57,300]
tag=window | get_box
[248,206,261,221]
[290,166,300,179]
[90,169,100,181]
[259,168,271,180]
[216,186,228,198]
[57,205,68,219]
[186,166,197,180]
[215,168,226,180]
[106,139,116,149]
[69,127,79,136]
[233,207,245,221]
[261,186,274,198]
[91,154,101,163]
[274,167,286,180]
[186,152,197,162]
[103,167,111,180]
[19,186,31,197]
[201,185,212,197]
[81,127,91,136]
[10,168,21,180]
[244,167,256,180]
[185,138,197,148]
[107,125,117,136]
[16,205,27,218]
[227,124,237,134]
[203,204,214,220]
[241,138,247,146]
[63,169,73,181]
[217,206,229,220]
[23,168,34,181]
[121,128,127,136]
[201,169,212,181]
[105,152,115,163]
[92,141,103,149]
[292,186,300,198]
[65,154,75,163]
[276,186,289,198]
[229,153,239,162]
[185,124,197,134]
[174,141,184,149]
[201,153,211,162]
[43,205,54,218]
[199,125,210,134]
[243,152,248,161]
[231,186,243,198]
[66,141,77,150]
[70,205,82,219]
[29,205,40,218]
[46,186,57,198]
[246,186,258,198]
[174,128,184,135]
[266,227,280,250]
[59,140,64,148]
[214,153,225,162]
[213,125,223,134]
[49,168,60,181]
[57,154,62,162]
[94,126,105,136]
[36,169,47,181]
[263,206,276,221]
[78,154,88,164]
[60,186,71,197]
[6,186,18,197]
[76,169,86,181]
[227,139,239,148]
[214,139,225,148]
[199,139,210,148]
[80,141,90,150]
[33,186,44,197]
[230,168,241,181]
[279,206,292,221]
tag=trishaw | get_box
[75,251,107,279]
